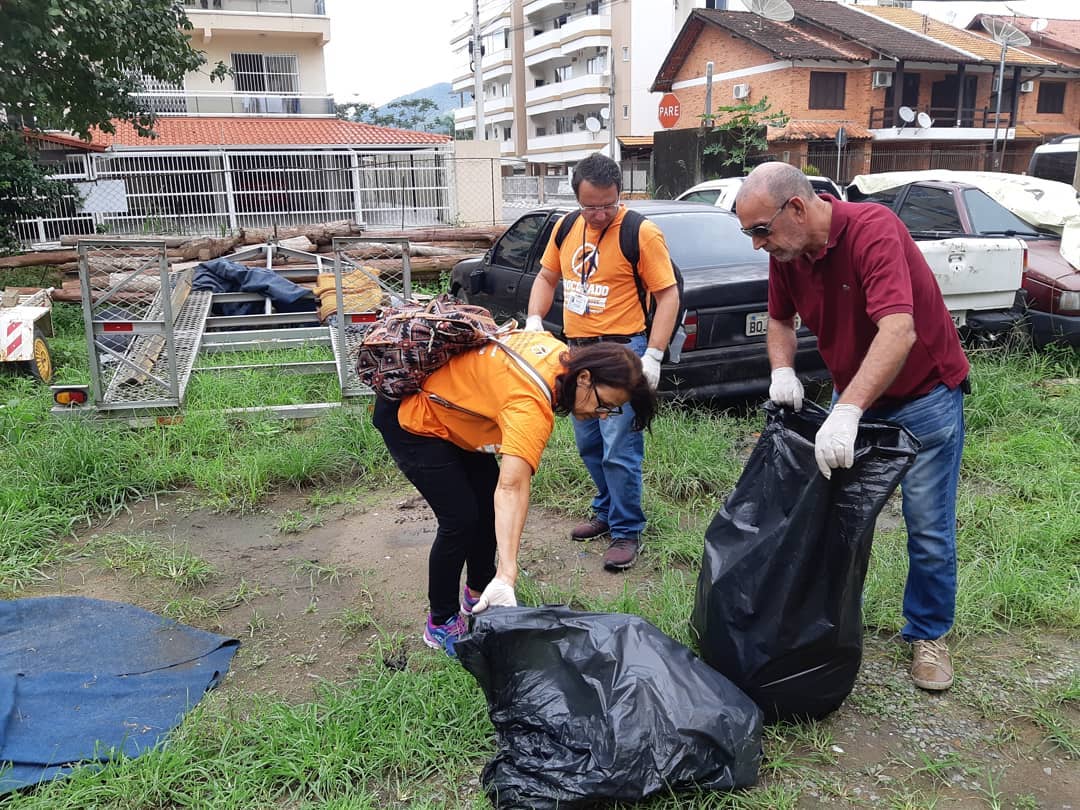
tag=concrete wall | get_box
[451,140,503,226]
[184,32,328,94]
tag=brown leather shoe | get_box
[570,517,609,542]
[911,638,953,691]
[603,538,641,571]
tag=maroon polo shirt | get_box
[768,196,969,406]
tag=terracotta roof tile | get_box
[788,0,969,63]
[695,9,869,61]
[87,117,451,149]
[865,7,1055,66]
[969,16,1080,68]
[25,130,106,152]
[767,120,873,142]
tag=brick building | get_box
[650,0,1080,188]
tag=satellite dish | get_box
[746,0,795,23]
[898,106,916,123]
[585,116,601,133]
[980,17,1032,47]
[916,111,933,129]
[1030,18,1048,33]
[599,107,610,120]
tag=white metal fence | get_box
[16,147,454,247]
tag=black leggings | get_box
[372,397,499,624]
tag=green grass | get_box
[90,532,216,588]
[1,308,1078,808]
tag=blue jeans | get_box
[572,334,648,540]
[863,383,966,642]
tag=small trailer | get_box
[0,288,54,383]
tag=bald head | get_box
[737,162,816,208]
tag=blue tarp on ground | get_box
[0,596,238,793]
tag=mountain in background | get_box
[380,82,455,130]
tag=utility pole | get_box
[608,45,617,160]
[704,61,714,122]
[472,0,485,141]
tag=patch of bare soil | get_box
[21,486,1078,808]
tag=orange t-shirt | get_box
[539,206,676,339]
[396,331,566,472]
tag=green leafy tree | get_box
[337,98,444,133]
[701,97,790,175]
[1,0,227,139]
[430,112,456,138]
[0,0,226,251]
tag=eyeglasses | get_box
[740,198,792,238]
[579,199,620,214]
[593,384,624,416]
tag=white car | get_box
[676,175,845,211]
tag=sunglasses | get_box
[740,198,792,238]
[593,384,624,416]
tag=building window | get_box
[809,71,846,110]
[535,127,547,136]
[503,27,510,49]
[1037,81,1065,114]
[503,127,512,140]
[587,0,600,13]
[586,54,605,74]
[535,78,546,88]
[622,46,630,61]
[622,104,629,118]
[553,14,568,29]
[554,65,573,82]
[232,53,299,94]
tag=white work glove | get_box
[769,367,804,411]
[524,315,544,332]
[814,404,863,479]
[472,576,517,613]
[641,347,664,390]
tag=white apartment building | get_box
[450,0,730,174]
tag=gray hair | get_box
[737,162,816,207]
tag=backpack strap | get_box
[493,339,554,407]
[553,209,582,250]
[617,209,651,323]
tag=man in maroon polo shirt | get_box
[734,161,969,692]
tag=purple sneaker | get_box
[460,584,481,616]
[423,613,468,657]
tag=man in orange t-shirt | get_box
[525,153,679,571]
[372,335,656,656]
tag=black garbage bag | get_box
[691,402,919,723]
[456,606,763,810]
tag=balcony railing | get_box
[183,0,327,15]
[869,106,1015,129]
[133,92,336,116]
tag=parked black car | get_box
[449,201,828,400]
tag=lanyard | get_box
[580,217,615,287]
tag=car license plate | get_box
[745,312,800,337]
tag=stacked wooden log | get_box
[0,220,507,303]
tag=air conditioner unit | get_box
[1019,80,1035,93]
[733,83,750,100]
[872,71,893,89]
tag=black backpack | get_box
[554,208,686,359]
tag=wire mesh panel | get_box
[78,240,210,411]
[328,237,413,396]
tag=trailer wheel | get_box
[26,328,54,384]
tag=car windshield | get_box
[963,189,1045,237]
[651,211,764,269]
[680,190,722,205]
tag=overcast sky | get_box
[323,0,1080,107]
